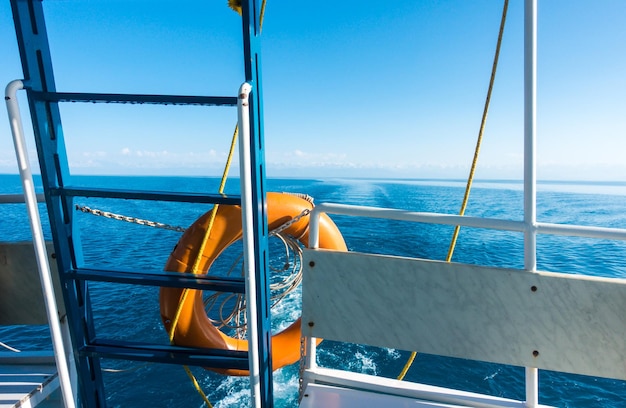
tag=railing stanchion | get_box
[5,79,77,408]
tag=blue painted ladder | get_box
[9,0,274,406]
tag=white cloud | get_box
[277,150,348,164]
[58,148,241,175]
[82,151,107,158]
[5,144,621,181]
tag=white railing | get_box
[308,204,626,248]
[305,201,626,408]
[5,79,77,408]
[237,82,265,408]
[523,0,539,399]
[304,1,626,406]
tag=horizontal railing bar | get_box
[70,268,246,293]
[314,203,525,231]
[312,202,626,242]
[51,186,241,205]
[536,222,626,241]
[81,340,249,369]
[0,193,44,203]
[30,91,238,107]
[304,367,524,408]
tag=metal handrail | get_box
[237,82,265,406]
[5,79,77,408]
[308,203,626,249]
[305,2,620,406]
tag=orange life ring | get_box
[160,192,347,376]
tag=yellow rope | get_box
[168,0,269,403]
[184,366,214,407]
[397,0,509,381]
[190,123,240,276]
[396,351,416,381]
[168,124,239,343]
[228,0,267,31]
[167,124,239,408]
[446,0,509,262]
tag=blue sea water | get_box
[1,174,626,407]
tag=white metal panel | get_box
[300,383,463,408]
[0,354,60,408]
[0,242,63,325]
[302,249,626,380]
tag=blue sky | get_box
[1,1,625,180]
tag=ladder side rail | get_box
[5,79,77,408]
[10,1,105,406]
[240,0,273,406]
[241,0,274,407]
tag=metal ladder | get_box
[8,0,274,406]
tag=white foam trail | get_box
[385,348,401,360]
[213,376,250,408]
[352,351,377,375]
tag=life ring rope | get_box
[202,223,306,336]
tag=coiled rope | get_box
[203,220,307,337]
[397,0,509,381]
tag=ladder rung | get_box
[0,193,45,203]
[81,340,249,370]
[30,91,238,107]
[70,268,246,293]
[52,186,241,205]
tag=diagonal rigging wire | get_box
[397,0,509,381]
[445,0,510,263]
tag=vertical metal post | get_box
[6,79,77,408]
[304,210,320,379]
[524,0,539,406]
[240,0,273,407]
[238,82,263,407]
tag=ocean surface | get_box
[2,174,626,407]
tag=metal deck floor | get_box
[0,354,61,408]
